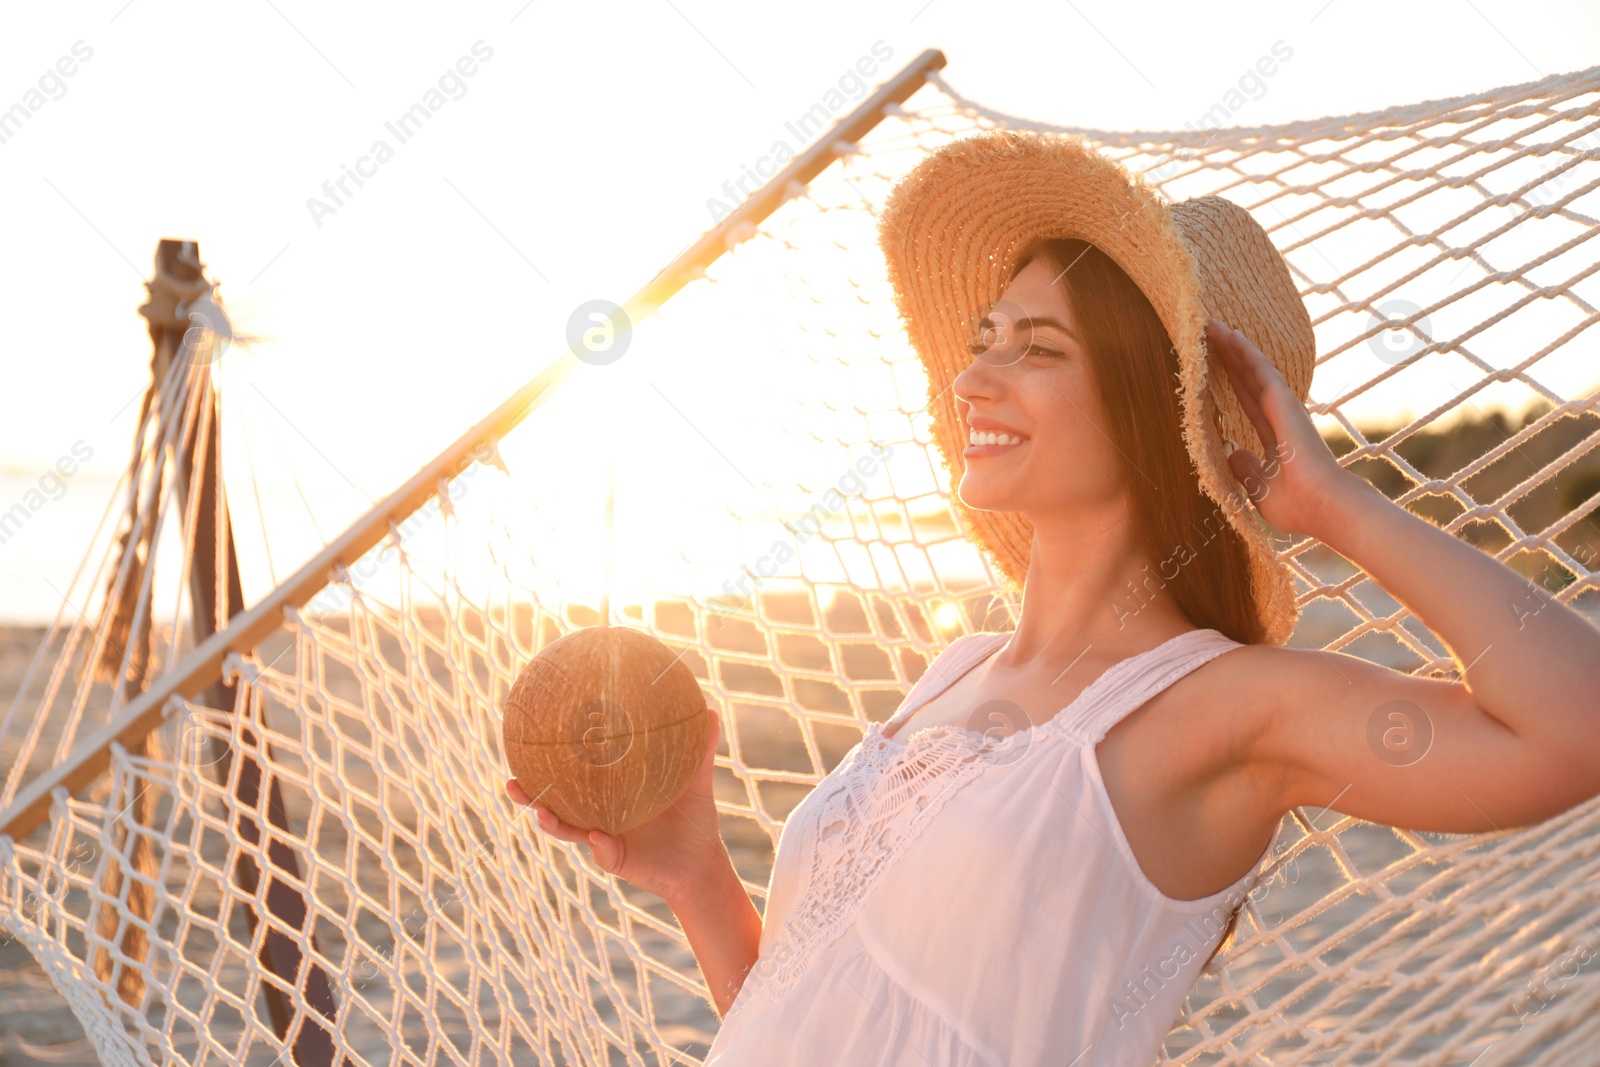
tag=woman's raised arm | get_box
[1206,317,1600,832]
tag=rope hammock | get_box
[3,49,1600,1066]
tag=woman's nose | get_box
[953,350,1005,403]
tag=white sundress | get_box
[702,627,1273,1067]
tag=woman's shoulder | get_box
[1165,636,1286,780]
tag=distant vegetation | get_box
[1322,400,1600,587]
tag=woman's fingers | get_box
[1211,317,1333,477]
[505,779,592,842]
[504,779,623,875]
[1227,447,1270,502]
[1208,319,1279,457]
[529,804,596,844]
[1210,320,1272,414]
[531,804,622,873]
[586,830,622,873]
[686,707,720,784]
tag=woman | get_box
[506,130,1600,1065]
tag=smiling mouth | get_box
[964,429,1029,457]
[968,429,1026,447]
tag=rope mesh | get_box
[3,61,1600,1066]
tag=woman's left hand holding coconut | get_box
[505,703,729,904]
[506,702,765,1017]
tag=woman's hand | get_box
[1206,317,1357,537]
[505,704,729,908]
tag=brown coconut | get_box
[502,625,709,835]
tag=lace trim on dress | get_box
[729,728,1005,1013]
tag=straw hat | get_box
[876,128,1315,646]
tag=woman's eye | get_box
[967,342,1061,359]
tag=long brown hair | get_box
[1009,236,1260,966]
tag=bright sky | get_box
[2,0,1597,623]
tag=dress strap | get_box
[1067,629,1243,745]
[884,632,1006,734]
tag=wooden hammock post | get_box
[142,240,345,1067]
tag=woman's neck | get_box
[1003,509,1192,666]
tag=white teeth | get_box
[969,430,1024,446]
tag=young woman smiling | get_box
[508,130,1600,1066]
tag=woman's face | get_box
[951,257,1126,520]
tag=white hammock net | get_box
[4,54,1600,1066]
